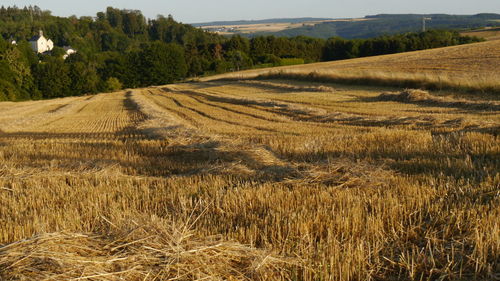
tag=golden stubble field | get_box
[205,40,500,93]
[461,27,500,42]
[0,42,499,280]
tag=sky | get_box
[1,0,499,23]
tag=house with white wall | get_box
[29,30,54,54]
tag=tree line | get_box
[0,6,483,101]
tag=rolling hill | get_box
[191,17,333,27]
[461,27,500,41]
[205,39,500,94]
[218,14,500,39]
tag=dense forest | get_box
[0,6,484,101]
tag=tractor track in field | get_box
[167,90,291,124]
[0,97,91,133]
[144,90,202,127]
[161,87,351,130]
[168,96,279,133]
[150,90,280,133]
[130,90,291,176]
[162,87,345,126]
[164,83,495,132]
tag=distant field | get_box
[1,38,499,280]
[201,18,369,35]
[206,40,500,94]
[461,27,500,41]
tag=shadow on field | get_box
[161,87,499,133]
[359,89,500,112]
[266,112,497,182]
[161,87,288,108]
[161,87,445,130]
[280,139,497,182]
[0,130,295,180]
[225,80,334,93]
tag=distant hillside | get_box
[251,14,500,39]
[192,18,333,27]
[461,27,500,41]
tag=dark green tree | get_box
[66,53,100,95]
[34,56,70,98]
[138,41,187,85]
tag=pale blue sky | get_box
[2,0,499,23]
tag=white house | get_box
[29,30,54,54]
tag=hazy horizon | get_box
[1,0,499,23]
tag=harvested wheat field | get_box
[0,75,499,280]
[206,40,500,93]
[1,39,500,281]
[462,27,500,42]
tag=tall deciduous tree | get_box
[139,41,187,86]
[34,56,70,98]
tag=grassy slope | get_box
[205,40,500,94]
[461,27,500,41]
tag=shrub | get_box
[105,77,122,92]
